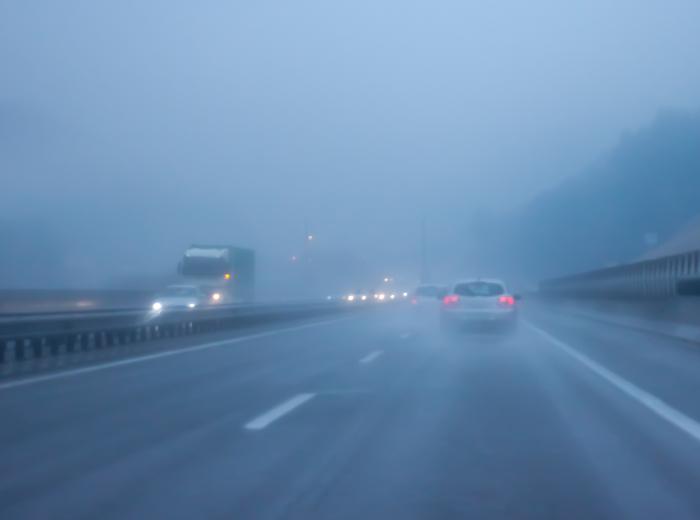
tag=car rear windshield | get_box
[415,286,439,297]
[454,282,505,297]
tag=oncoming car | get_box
[440,279,520,331]
[151,285,209,312]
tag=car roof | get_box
[453,278,507,287]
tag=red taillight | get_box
[411,298,418,305]
[499,295,515,306]
[443,294,460,305]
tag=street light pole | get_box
[420,217,429,283]
[302,219,314,295]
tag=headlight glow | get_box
[347,294,355,301]
[187,303,196,308]
[152,302,163,311]
[212,292,222,302]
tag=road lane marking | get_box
[0,318,348,391]
[359,350,383,364]
[525,321,700,444]
[399,332,413,339]
[244,393,315,430]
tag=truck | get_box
[178,245,255,302]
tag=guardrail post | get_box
[66,334,78,353]
[32,338,43,358]
[49,337,61,356]
[15,339,26,362]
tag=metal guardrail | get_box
[540,249,700,299]
[0,301,356,365]
[0,289,153,314]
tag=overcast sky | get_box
[2,0,700,288]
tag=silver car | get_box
[440,278,519,330]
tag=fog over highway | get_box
[3,1,700,518]
[2,1,700,291]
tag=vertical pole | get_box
[420,217,429,283]
[302,219,312,296]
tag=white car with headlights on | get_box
[151,285,208,312]
[440,279,520,331]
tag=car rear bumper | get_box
[442,308,516,323]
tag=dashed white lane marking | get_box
[0,318,348,391]
[359,350,383,364]
[525,320,700,443]
[244,393,315,431]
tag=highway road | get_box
[2,306,700,519]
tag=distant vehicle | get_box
[344,290,371,303]
[151,285,209,312]
[411,284,448,306]
[407,284,448,326]
[178,245,255,302]
[440,279,519,331]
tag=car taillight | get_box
[411,298,418,305]
[499,295,515,306]
[443,294,460,305]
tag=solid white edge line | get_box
[0,318,349,391]
[244,393,315,431]
[524,320,700,443]
[359,350,383,364]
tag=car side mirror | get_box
[514,294,522,301]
